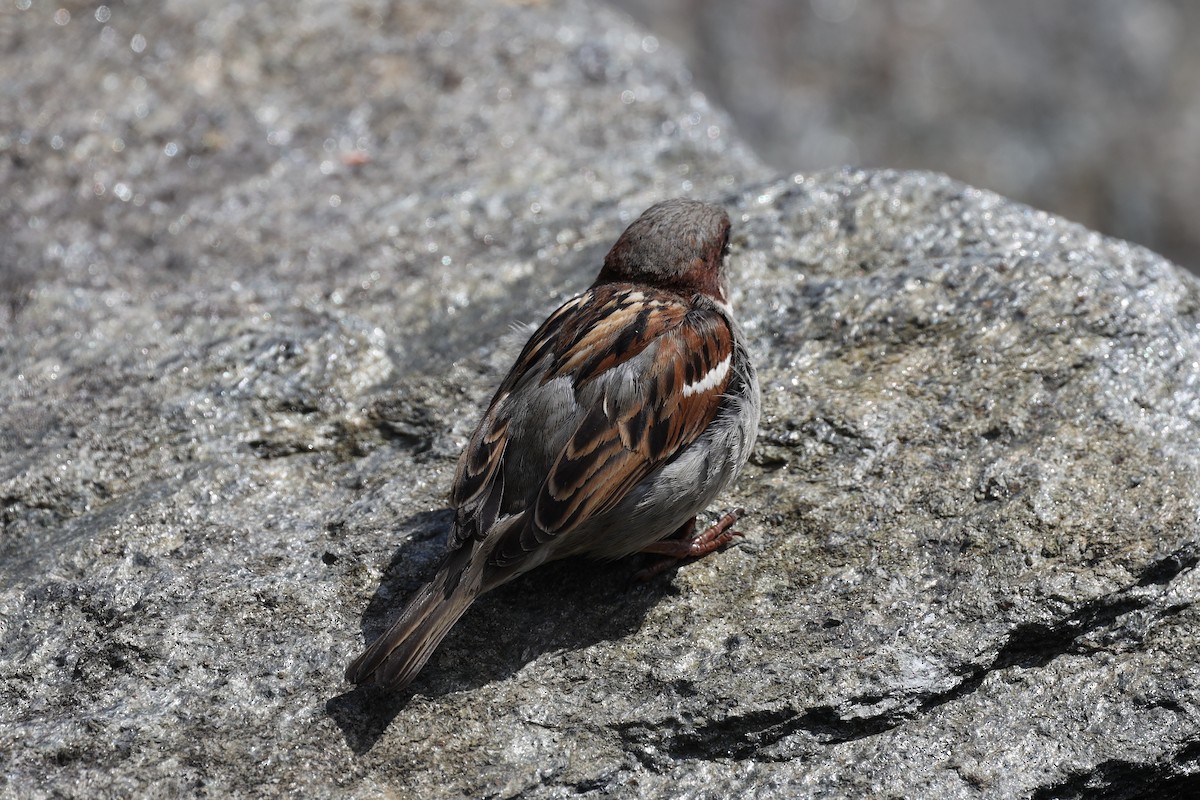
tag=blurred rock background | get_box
[606,0,1200,272]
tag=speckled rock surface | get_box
[2,1,1200,799]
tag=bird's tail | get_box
[344,545,483,691]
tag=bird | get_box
[345,198,760,691]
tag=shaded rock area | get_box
[2,1,1199,798]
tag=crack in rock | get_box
[614,544,1197,763]
[1030,739,1200,800]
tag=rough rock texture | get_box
[2,1,1199,799]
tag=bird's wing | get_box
[483,286,735,566]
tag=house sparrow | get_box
[345,198,760,691]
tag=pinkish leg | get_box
[635,508,745,581]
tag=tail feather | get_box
[345,546,482,691]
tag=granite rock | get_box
[2,1,1199,798]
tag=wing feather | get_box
[504,295,734,563]
[448,284,736,566]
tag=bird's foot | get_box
[635,508,745,582]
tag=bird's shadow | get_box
[325,507,673,755]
